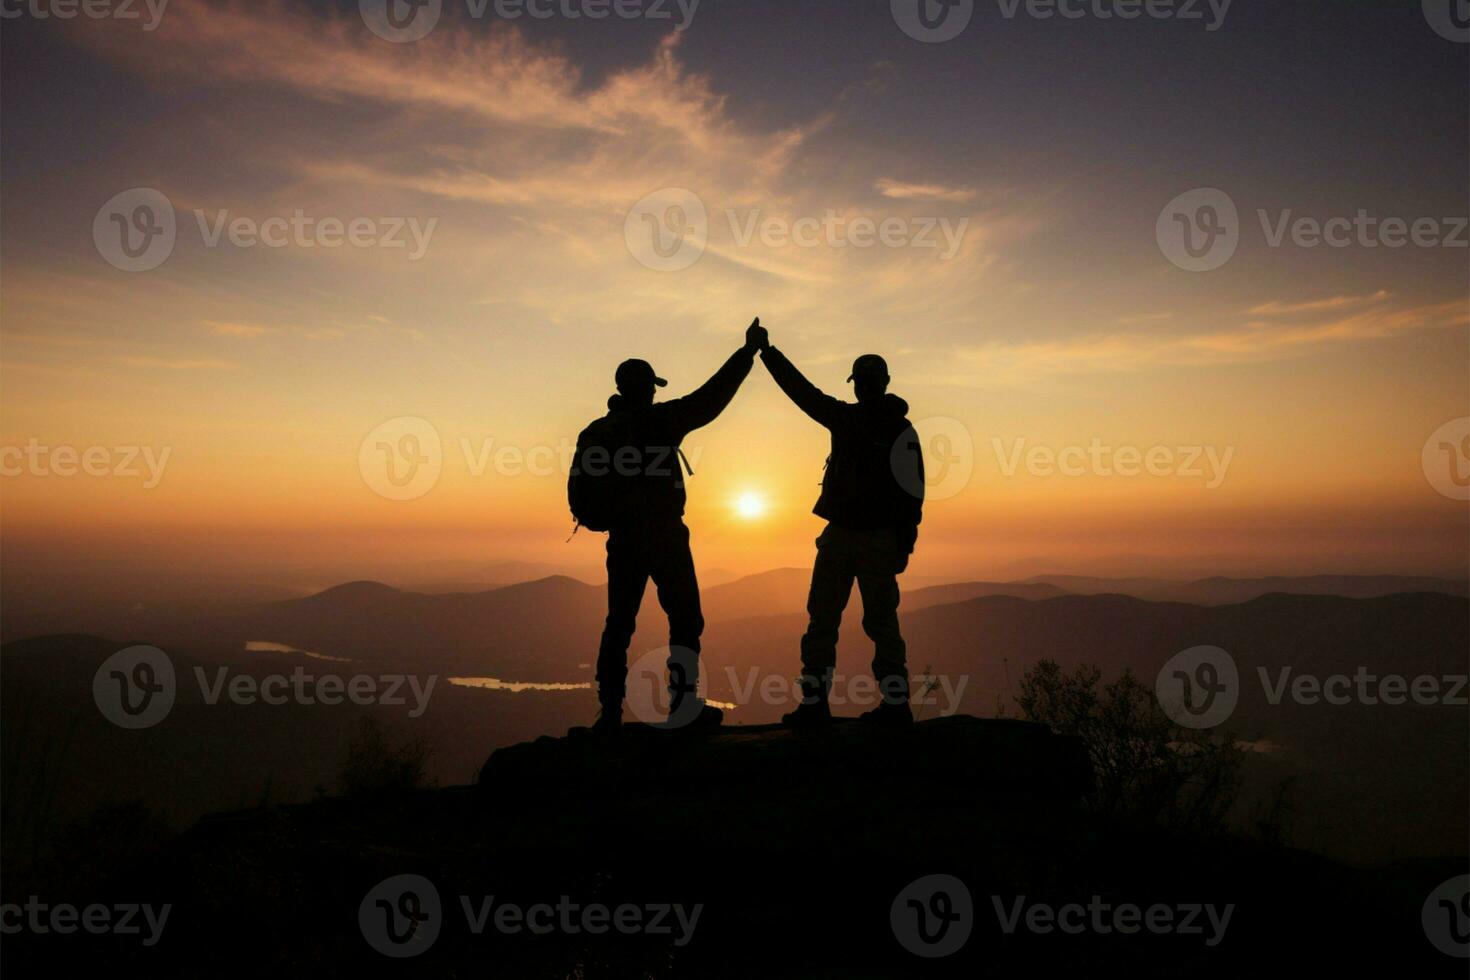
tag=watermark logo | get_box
[1155,645,1238,729]
[1,440,171,488]
[891,0,974,43]
[360,0,442,42]
[992,437,1234,489]
[360,416,443,501]
[896,417,976,502]
[93,645,176,729]
[0,898,171,946]
[1422,875,1470,958]
[362,0,699,40]
[993,895,1233,946]
[95,188,437,271]
[360,874,442,957]
[0,0,168,30]
[726,210,968,259]
[1423,0,1469,43]
[1157,187,1238,272]
[994,0,1230,30]
[892,874,973,957]
[625,187,708,272]
[195,667,437,716]
[625,645,708,728]
[1422,417,1470,501]
[625,189,969,269]
[94,187,176,272]
[1160,188,1468,271]
[1259,667,1467,708]
[724,668,969,716]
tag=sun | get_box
[733,491,768,521]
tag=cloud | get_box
[1245,290,1392,317]
[956,295,1468,382]
[203,320,282,338]
[874,178,978,203]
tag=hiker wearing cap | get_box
[569,319,769,734]
[758,342,925,727]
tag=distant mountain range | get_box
[4,572,1465,864]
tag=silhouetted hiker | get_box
[758,342,924,727]
[570,319,768,734]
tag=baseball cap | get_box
[846,354,889,382]
[615,358,668,389]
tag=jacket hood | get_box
[869,392,908,416]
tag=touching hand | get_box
[745,317,769,353]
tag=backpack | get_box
[567,413,636,534]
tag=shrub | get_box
[1016,660,1243,835]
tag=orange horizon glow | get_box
[1,5,1466,587]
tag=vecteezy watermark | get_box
[359,875,703,957]
[360,416,443,502]
[0,0,168,30]
[92,645,438,728]
[1259,667,1468,709]
[992,437,1234,489]
[93,188,438,272]
[892,875,974,957]
[360,420,713,501]
[360,0,700,43]
[1422,875,1470,958]
[724,210,970,260]
[360,875,442,957]
[195,666,437,717]
[624,187,971,272]
[0,897,171,947]
[891,0,1229,43]
[724,668,970,716]
[93,188,177,272]
[624,187,708,272]
[93,645,178,729]
[1156,646,1239,729]
[1423,0,1469,43]
[625,646,724,728]
[992,895,1234,947]
[1158,187,1469,272]
[1422,417,1470,501]
[1156,646,1469,729]
[461,436,579,479]
[890,0,974,43]
[893,416,975,502]
[0,439,171,488]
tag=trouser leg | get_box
[649,522,705,713]
[800,527,855,688]
[596,533,649,706]
[857,566,907,705]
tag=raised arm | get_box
[759,345,845,430]
[660,321,764,437]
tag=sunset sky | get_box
[2,0,1466,587]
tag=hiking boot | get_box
[683,701,724,730]
[782,673,833,728]
[782,699,832,728]
[859,701,913,726]
[662,699,722,731]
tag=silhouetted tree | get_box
[339,717,432,796]
[1016,660,1243,835]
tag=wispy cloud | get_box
[1245,290,1392,317]
[957,296,1468,382]
[203,320,282,338]
[875,178,978,203]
